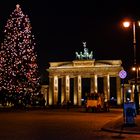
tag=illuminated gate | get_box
[47,59,123,106]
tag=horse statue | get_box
[75,52,81,59]
[88,51,93,59]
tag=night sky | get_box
[0,0,140,82]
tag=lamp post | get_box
[123,20,140,114]
[132,66,140,114]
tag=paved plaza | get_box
[0,108,140,140]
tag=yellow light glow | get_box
[138,21,140,27]
[132,67,136,71]
[123,21,130,27]
[132,67,140,71]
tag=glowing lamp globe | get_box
[123,21,130,28]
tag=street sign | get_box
[119,70,127,79]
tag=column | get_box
[91,75,98,93]
[49,77,53,105]
[130,85,134,102]
[103,74,110,101]
[61,76,70,104]
[53,76,58,105]
[44,86,48,106]
[77,75,82,106]
[61,77,65,104]
[116,76,121,105]
[41,85,48,106]
[65,75,70,101]
[74,77,78,105]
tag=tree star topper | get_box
[16,4,20,9]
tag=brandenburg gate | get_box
[47,43,123,106]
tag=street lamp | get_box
[123,20,140,114]
[132,67,140,77]
[132,66,140,114]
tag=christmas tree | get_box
[0,4,40,104]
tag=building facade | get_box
[47,59,123,106]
